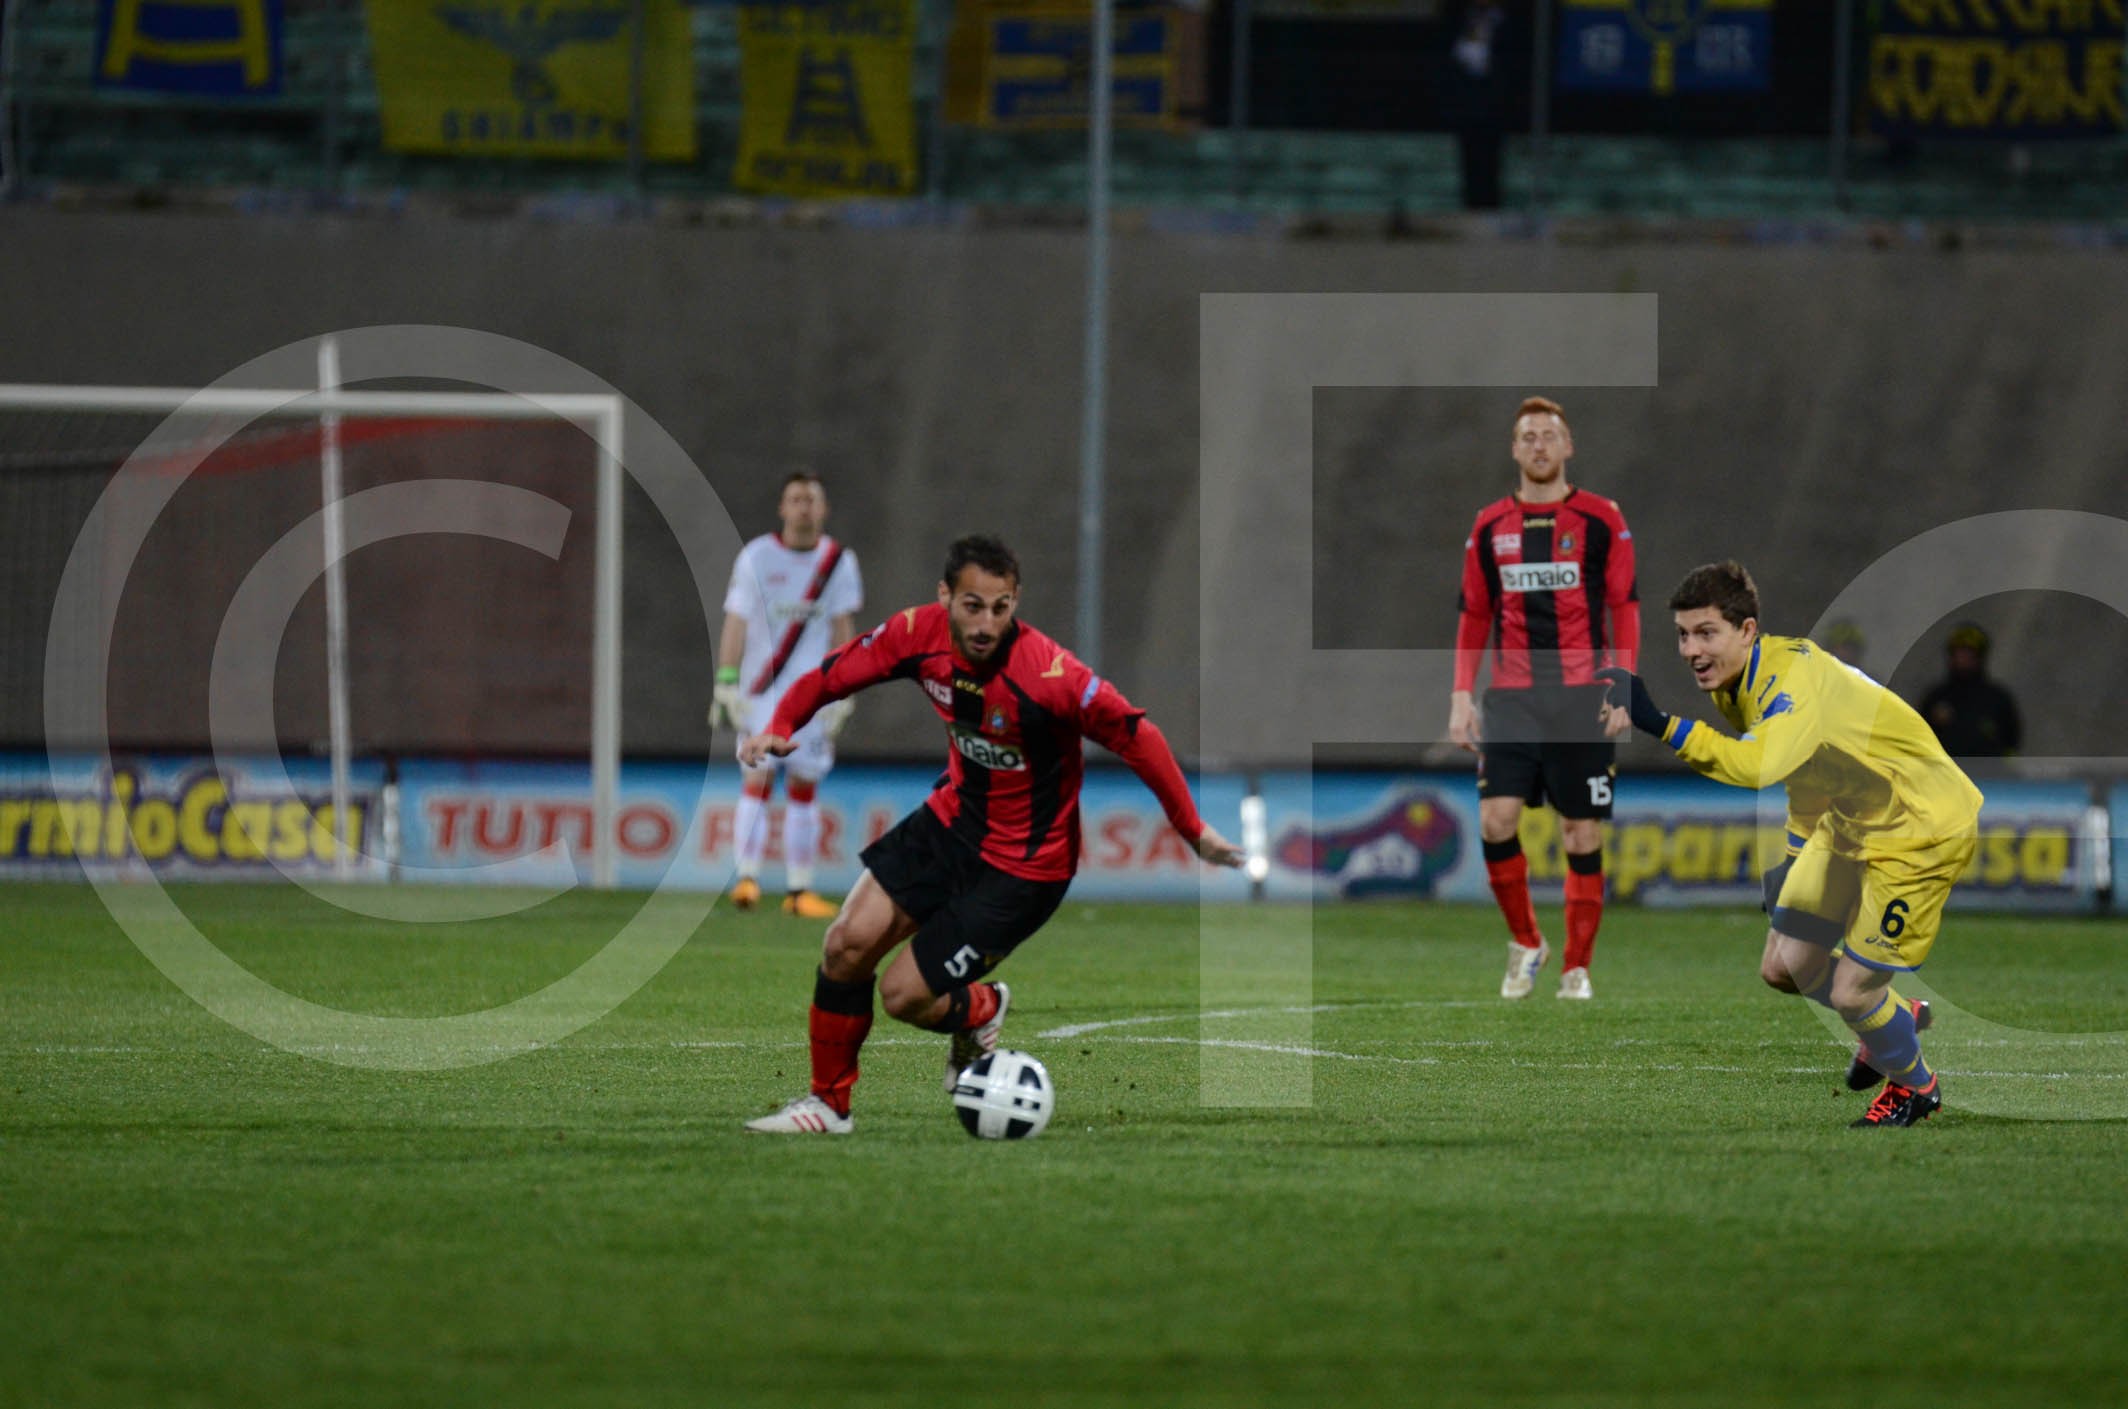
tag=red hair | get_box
[1514,396,1568,432]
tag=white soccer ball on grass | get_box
[951,1049,1055,1140]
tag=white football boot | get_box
[743,1094,852,1135]
[1557,966,1593,1000]
[944,981,1011,1093]
[1500,940,1548,1000]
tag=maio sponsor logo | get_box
[953,729,1025,771]
[1499,561,1581,593]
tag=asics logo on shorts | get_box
[952,729,1025,771]
[1498,561,1581,593]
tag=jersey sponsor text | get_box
[1499,561,1582,593]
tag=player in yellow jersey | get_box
[1596,562,1983,1128]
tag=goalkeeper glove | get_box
[709,666,745,731]
[1594,666,1672,739]
[817,698,854,741]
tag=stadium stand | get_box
[8,0,2126,219]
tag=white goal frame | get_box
[0,379,628,889]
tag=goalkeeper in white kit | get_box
[711,474,864,917]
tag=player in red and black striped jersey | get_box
[742,534,1243,1134]
[1448,397,1640,1002]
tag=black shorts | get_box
[1478,686,1616,819]
[1478,739,1617,818]
[860,805,1071,996]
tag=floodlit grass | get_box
[4,882,2126,1408]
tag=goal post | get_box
[0,380,628,889]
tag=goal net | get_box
[0,381,626,886]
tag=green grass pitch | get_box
[5,882,2127,1408]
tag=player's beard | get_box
[952,620,1001,663]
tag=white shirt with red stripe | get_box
[723,533,865,722]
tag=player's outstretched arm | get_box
[1192,825,1245,868]
[1595,666,1671,738]
[1597,665,1822,790]
[759,608,919,747]
[737,733,795,769]
[1078,675,1236,866]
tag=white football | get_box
[951,1049,1055,1140]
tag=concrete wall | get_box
[5,207,2124,765]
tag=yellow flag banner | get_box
[736,0,919,198]
[365,0,697,160]
[1869,0,2124,137]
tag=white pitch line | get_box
[1099,1035,1441,1065]
[1038,998,1494,1040]
[1083,1041,2128,1081]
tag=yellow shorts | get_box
[1769,827,1977,972]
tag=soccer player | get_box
[1448,397,1639,1000]
[711,474,864,919]
[740,534,1243,1134]
[1597,562,1983,1128]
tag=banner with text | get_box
[1257,771,2095,913]
[736,0,919,197]
[1,753,384,882]
[1868,0,2125,138]
[365,0,698,160]
[4,754,2096,914]
[1556,0,1772,95]
[393,759,1249,899]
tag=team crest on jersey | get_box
[1558,532,1576,556]
[987,708,1007,735]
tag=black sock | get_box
[922,986,971,1033]
[812,968,874,1016]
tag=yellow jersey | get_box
[1659,634,1982,857]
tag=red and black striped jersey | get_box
[1456,488,1640,692]
[769,604,1205,882]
